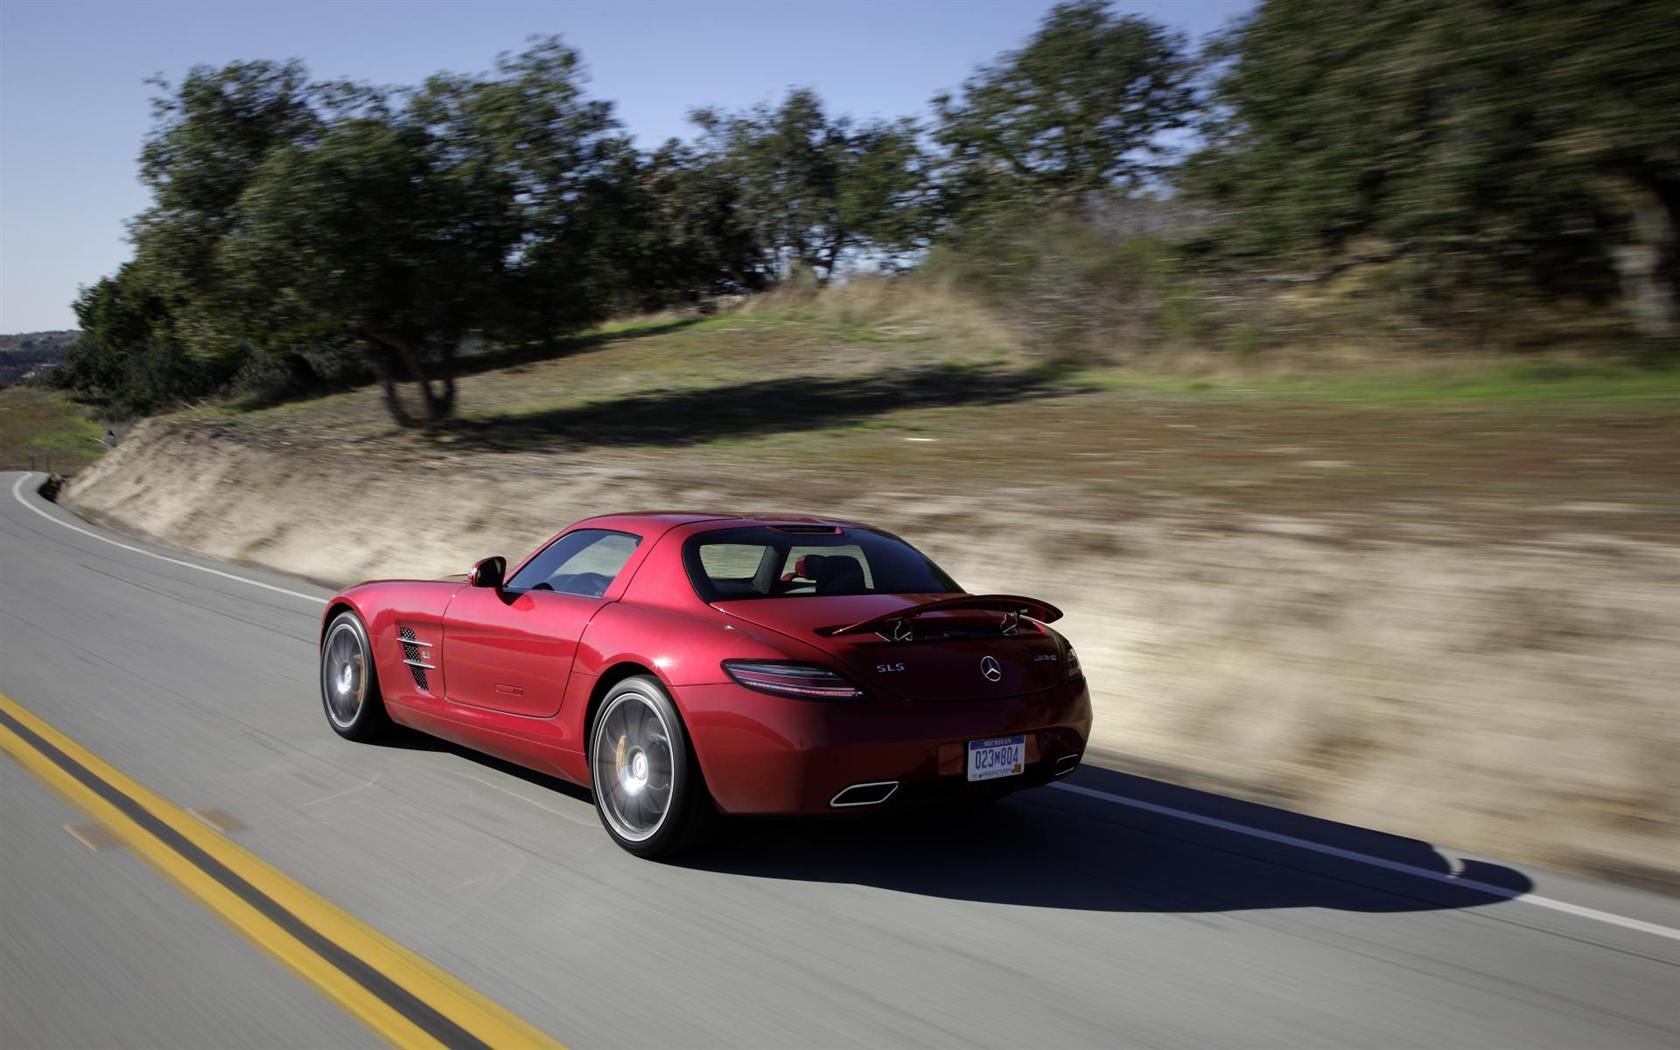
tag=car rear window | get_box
[684,526,959,601]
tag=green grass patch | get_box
[0,387,107,472]
[1077,359,1680,405]
[150,295,1680,470]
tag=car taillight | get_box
[723,660,865,700]
[1065,643,1083,681]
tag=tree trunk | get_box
[421,344,457,427]
[370,357,418,429]
[817,229,846,285]
[1614,175,1680,340]
[365,333,457,430]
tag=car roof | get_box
[569,511,876,534]
[570,512,731,531]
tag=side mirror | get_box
[468,555,506,589]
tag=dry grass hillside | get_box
[64,285,1680,891]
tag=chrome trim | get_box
[399,637,433,647]
[1053,753,1081,776]
[402,658,437,670]
[726,662,835,680]
[829,780,900,808]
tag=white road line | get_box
[12,472,1677,945]
[1050,781,1680,944]
[9,473,325,605]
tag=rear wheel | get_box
[319,611,391,741]
[590,676,714,858]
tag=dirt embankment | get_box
[69,419,1680,889]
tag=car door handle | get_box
[494,683,525,697]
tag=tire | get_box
[589,675,715,859]
[319,610,392,741]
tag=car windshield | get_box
[684,526,960,601]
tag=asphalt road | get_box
[2,469,1678,1049]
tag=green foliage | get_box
[932,0,1194,223]
[62,263,231,415]
[213,39,634,427]
[690,89,927,282]
[133,61,318,303]
[924,199,1202,360]
[1186,0,1680,331]
[1222,322,1270,357]
[1154,283,1211,345]
[83,39,720,428]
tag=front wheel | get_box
[319,610,391,741]
[589,676,714,859]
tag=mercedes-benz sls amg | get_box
[318,514,1091,857]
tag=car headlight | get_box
[723,660,865,700]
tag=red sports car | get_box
[318,513,1092,857]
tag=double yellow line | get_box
[0,691,564,1050]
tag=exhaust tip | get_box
[1053,753,1082,777]
[830,781,899,808]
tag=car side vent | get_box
[398,626,434,692]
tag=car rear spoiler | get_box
[821,594,1064,638]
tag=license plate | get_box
[967,735,1026,782]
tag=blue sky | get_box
[0,0,1252,332]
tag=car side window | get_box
[505,529,641,597]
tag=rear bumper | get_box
[678,678,1093,815]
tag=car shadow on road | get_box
[373,728,1533,914]
[680,763,1536,915]
[372,726,596,805]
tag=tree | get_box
[106,38,632,428]
[214,41,627,427]
[62,263,226,415]
[130,61,318,335]
[1186,0,1680,334]
[407,38,628,342]
[931,1,1194,223]
[1543,0,1680,335]
[692,89,927,282]
[218,110,472,426]
[643,138,772,297]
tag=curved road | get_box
[2,471,1677,1049]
